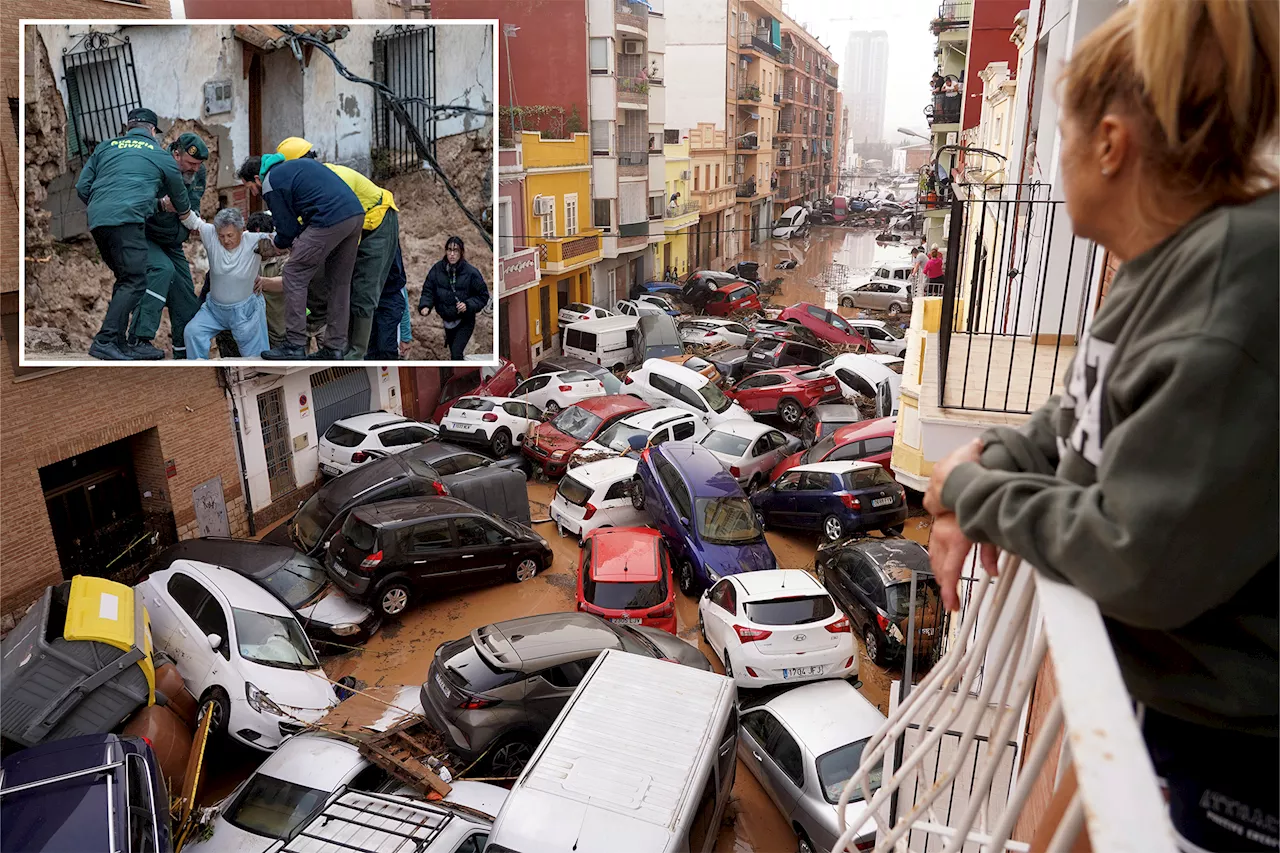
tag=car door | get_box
[746,434,776,482]
[377,426,433,455]
[669,417,698,443]
[859,436,894,469]
[766,471,802,526]
[793,471,833,529]
[841,552,880,634]
[398,518,459,592]
[738,710,800,818]
[524,654,600,729]
[452,516,513,585]
[702,578,737,657]
[160,572,227,696]
[761,430,790,475]
[511,375,552,409]
[657,456,696,556]
[501,401,537,442]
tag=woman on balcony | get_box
[923,1,1277,850]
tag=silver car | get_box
[680,318,752,348]
[699,420,800,491]
[839,281,912,315]
[738,680,886,853]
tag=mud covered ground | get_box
[23,132,493,362]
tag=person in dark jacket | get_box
[74,107,198,360]
[125,132,208,360]
[368,246,407,360]
[418,236,489,360]
[236,153,364,360]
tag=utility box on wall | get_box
[204,80,233,115]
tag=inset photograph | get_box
[21,20,495,364]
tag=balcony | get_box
[617,150,648,177]
[736,177,759,199]
[736,135,759,151]
[929,91,962,127]
[615,1,648,33]
[664,200,700,227]
[781,85,797,103]
[773,186,791,201]
[935,0,972,27]
[617,75,650,106]
[530,230,602,273]
[736,83,762,103]
[778,119,794,134]
[778,47,794,66]
[824,72,838,88]
[825,126,833,137]
[738,29,780,58]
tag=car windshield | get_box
[222,774,329,840]
[551,406,604,441]
[596,420,649,451]
[584,573,668,610]
[261,557,329,608]
[803,434,839,464]
[880,324,905,339]
[797,368,827,382]
[441,637,523,693]
[695,497,762,544]
[556,475,594,507]
[340,513,378,552]
[886,579,941,619]
[701,431,751,457]
[232,609,319,670]
[744,595,836,625]
[441,371,480,401]
[845,468,896,490]
[817,738,882,804]
[827,313,853,333]
[293,492,337,551]
[323,424,364,448]
[699,382,732,414]
[777,215,794,227]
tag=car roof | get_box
[831,416,897,444]
[876,259,914,270]
[708,419,775,439]
[848,318,888,329]
[731,569,822,598]
[833,354,898,383]
[813,403,862,419]
[535,356,597,372]
[163,538,296,576]
[410,440,482,464]
[352,495,475,527]
[576,395,651,418]
[654,442,742,497]
[589,528,663,582]
[166,560,294,617]
[534,369,597,382]
[564,315,639,333]
[781,205,805,216]
[251,734,366,789]
[619,406,693,430]
[331,412,413,433]
[849,538,931,580]
[790,460,881,475]
[475,396,537,406]
[564,456,639,485]
[476,613,625,670]
[641,357,710,388]
[760,679,887,757]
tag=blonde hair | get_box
[1060,0,1278,209]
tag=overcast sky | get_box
[782,0,936,143]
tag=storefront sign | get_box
[499,250,539,296]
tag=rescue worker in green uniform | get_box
[126,132,208,360]
[275,137,400,360]
[75,108,198,360]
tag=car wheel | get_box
[488,736,536,778]
[377,581,412,617]
[864,627,887,666]
[722,651,734,679]
[630,477,646,510]
[678,559,699,597]
[198,687,230,736]
[889,303,904,316]
[796,830,817,853]
[490,428,512,457]
[756,509,768,531]
[840,296,855,308]
[778,398,803,426]
[698,609,708,644]
[512,558,539,583]
[544,400,561,416]
[823,514,844,542]
[883,523,905,536]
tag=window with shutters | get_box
[564,194,578,236]
[589,38,610,73]
[257,389,297,501]
[541,199,556,237]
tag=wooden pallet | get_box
[355,715,453,798]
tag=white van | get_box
[484,649,738,853]
[772,205,810,239]
[561,315,641,372]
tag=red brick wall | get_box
[184,0,351,15]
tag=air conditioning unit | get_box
[680,170,691,180]
[623,41,644,55]
[533,196,554,216]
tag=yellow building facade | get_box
[653,139,700,279]
[520,131,603,353]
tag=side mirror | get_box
[502,535,516,544]
[207,633,222,651]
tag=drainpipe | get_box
[219,367,256,537]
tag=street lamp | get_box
[897,127,930,142]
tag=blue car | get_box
[1,733,172,853]
[632,441,777,595]
[751,460,908,542]
[639,280,685,298]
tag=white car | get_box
[440,395,544,457]
[558,301,615,329]
[136,560,338,751]
[772,205,810,239]
[318,413,439,477]
[847,319,907,357]
[510,369,604,414]
[192,733,508,852]
[821,353,902,416]
[699,421,800,491]
[615,298,671,318]
[623,358,750,428]
[679,318,752,348]
[638,294,679,315]
[698,569,857,689]
[568,406,705,468]
[548,456,649,544]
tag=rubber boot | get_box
[344,316,374,361]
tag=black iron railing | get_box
[938,1,972,24]
[930,92,962,125]
[373,25,438,180]
[62,31,142,168]
[936,185,1102,414]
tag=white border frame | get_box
[18,17,500,368]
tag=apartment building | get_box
[775,14,840,210]
[728,0,782,247]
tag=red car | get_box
[522,395,651,477]
[770,416,897,481]
[704,282,763,316]
[576,527,677,635]
[430,358,522,423]
[724,367,843,427]
[777,302,870,350]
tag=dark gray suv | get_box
[420,612,711,777]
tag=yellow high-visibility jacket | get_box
[325,163,397,232]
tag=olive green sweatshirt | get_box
[941,192,1279,736]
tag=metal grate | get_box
[62,32,142,168]
[309,368,373,436]
[280,789,455,853]
[257,389,298,502]
[371,25,437,181]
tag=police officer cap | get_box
[127,107,159,127]
[172,132,209,161]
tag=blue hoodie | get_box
[260,158,363,249]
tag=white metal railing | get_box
[835,553,1178,852]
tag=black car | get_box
[150,538,380,647]
[815,538,942,667]
[800,403,864,447]
[325,496,554,617]
[273,443,530,557]
[742,339,829,376]
[706,347,752,383]
[745,318,823,349]
[681,271,752,308]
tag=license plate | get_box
[331,563,348,577]
[872,496,895,507]
[321,464,341,476]
[434,672,451,700]
[784,665,824,678]
[611,617,641,625]
[450,421,473,430]
[824,385,838,392]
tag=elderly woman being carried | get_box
[184,207,282,359]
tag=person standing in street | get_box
[237,153,364,360]
[923,1,1277,850]
[126,132,208,360]
[418,236,489,361]
[368,246,408,360]
[275,137,400,360]
[75,107,198,360]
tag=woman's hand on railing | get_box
[924,439,1000,610]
